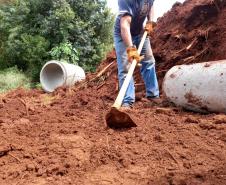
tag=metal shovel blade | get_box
[106,107,137,129]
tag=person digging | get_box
[114,0,161,110]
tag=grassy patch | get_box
[0,67,31,93]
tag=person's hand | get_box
[126,46,144,63]
[144,21,156,37]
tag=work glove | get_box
[144,21,156,37]
[126,46,144,63]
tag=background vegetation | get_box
[0,0,114,90]
[0,67,31,93]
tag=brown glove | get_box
[126,46,144,63]
[144,21,156,36]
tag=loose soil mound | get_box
[0,0,226,184]
[152,0,226,86]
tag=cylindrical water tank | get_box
[40,60,85,92]
[163,60,226,113]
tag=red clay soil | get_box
[0,0,226,185]
[152,0,226,87]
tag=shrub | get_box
[49,41,79,65]
[0,0,114,79]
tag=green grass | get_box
[0,67,31,93]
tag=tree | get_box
[0,0,114,80]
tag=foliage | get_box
[0,0,114,79]
[49,41,79,65]
[0,67,31,93]
[5,33,49,80]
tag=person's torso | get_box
[114,0,154,37]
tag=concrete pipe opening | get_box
[40,60,85,93]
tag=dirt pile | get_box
[0,0,226,185]
[152,0,226,86]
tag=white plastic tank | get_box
[40,60,85,92]
[163,60,226,113]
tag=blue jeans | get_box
[114,34,159,106]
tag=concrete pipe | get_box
[40,60,85,92]
[162,60,226,113]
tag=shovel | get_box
[106,31,148,129]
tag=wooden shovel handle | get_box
[113,31,148,109]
